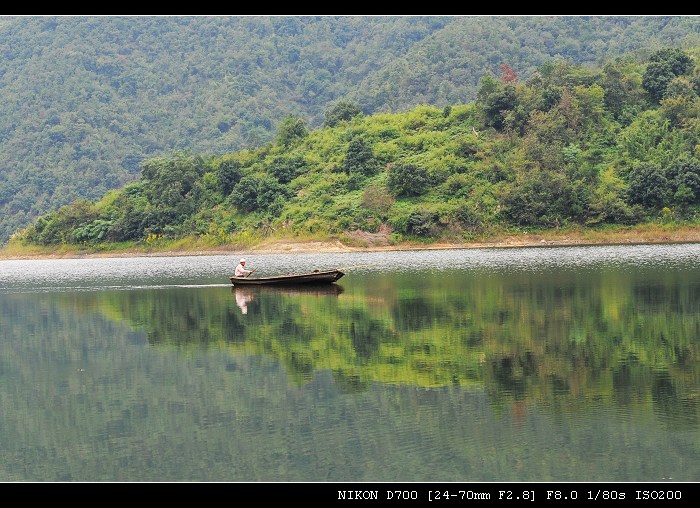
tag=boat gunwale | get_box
[230,269,344,285]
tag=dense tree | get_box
[667,155,700,206]
[267,154,306,184]
[214,158,243,196]
[627,164,670,209]
[477,75,519,131]
[22,200,97,246]
[643,61,678,103]
[342,136,379,176]
[501,169,580,227]
[324,100,363,127]
[139,151,206,231]
[229,174,291,215]
[649,48,694,76]
[387,162,430,197]
[642,48,694,103]
[405,209,436,236]
[277,116,309,146]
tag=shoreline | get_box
[3,230,700,260]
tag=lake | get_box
[0,244,698,484]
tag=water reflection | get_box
[1,245,699,481]
[233,284,343,315]
[234,287,255,314]
[31,263,695,426]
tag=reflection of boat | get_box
[232,283,344,298]
[230,269,344,286]
[234,287,255,314]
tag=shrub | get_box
[387,162,430,197]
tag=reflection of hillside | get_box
[59,271,700,426]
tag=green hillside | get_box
[2,16,700,245]
[9,46,700,254]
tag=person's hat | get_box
[240,258,246,263]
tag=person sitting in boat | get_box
[234,258,253,277]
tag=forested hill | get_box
[2,16,700,245]
[13,47,700,254]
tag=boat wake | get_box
[0,283,233,293]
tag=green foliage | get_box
[229,173,291,215]
[277,116,309,146]
[644,61,677,103]
[23,200,97,246]
[3,16,700,245]
[324,100,363,127]
[627,163,671,209]
[141,151,205,207]
[267,153,307,184]
[440,173,473,199]
[106,182,149,241]
[73,219,113,243]
[649,47,694,76]
[14,43,700,250]
[480,82,518,130]
[387,162,430,197]
[213,157,243,196]
[659,78,700,127]
[501,169,584,227]
[137,151,207,235]
[406,209,437,236]
[342,136,380,176]
[451,199,487,232]
[667,155,700,205]
[642,48,695,103]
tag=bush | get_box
[387,162,430,197]
[627,164,670,209]
[406,210,437,236]
[324,100,363,127]
[362,185,395,216]
[343,136,380,176]
[277,116,308,146]
[230,174,291,214]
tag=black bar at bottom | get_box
[251,482,692,503]
[4,481,699,503]
[322,482,700,502]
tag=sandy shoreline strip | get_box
[3,232,700,260]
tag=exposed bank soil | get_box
[245,225,700,255]
[3,227,700,260]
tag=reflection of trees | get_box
[61,267,700,425]
[349,316,386,361]
[332,370,372,394]
[612,357,645,406]
[652,372,698,430]
[392,296,449,331]
[485,353,537,402]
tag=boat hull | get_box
[230,269,344,286]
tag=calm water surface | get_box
[0,245,698,482]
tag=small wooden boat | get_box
[230,269,344,286]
